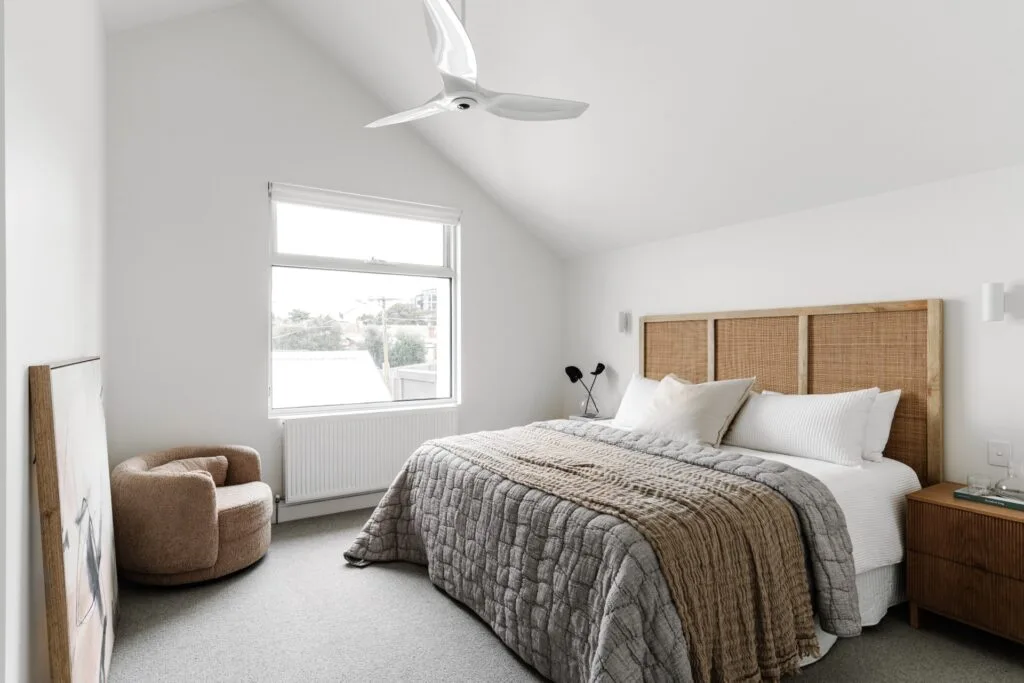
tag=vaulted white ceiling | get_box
[104,1,1024,254]
[101,0,246,31]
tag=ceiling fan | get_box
[366,0,589,128]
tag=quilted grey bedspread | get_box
[344,420,859,682]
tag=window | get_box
[269,183,459,415]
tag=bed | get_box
[345,299,944,682]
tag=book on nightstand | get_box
[953,486,1024,512]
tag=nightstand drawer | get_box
[907,499,1024,581]
[908,551,1024,643]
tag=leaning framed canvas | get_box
[30,358,117,683]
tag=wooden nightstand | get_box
[907,482,1024,644]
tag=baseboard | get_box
[275,491,384,523]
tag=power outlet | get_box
[988,440,1012,468]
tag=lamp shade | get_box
[982,282,1005,322]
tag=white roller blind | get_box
[270,182,461,226]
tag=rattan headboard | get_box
[640,300,943,485]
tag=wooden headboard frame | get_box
[639,300,943,485]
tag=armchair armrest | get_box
[214,446,262,485]
[111,468,218,575]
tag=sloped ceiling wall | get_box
[104,1,1024,254]
[102,0,246,31]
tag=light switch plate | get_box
[988,440,1012,468]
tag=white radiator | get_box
[282,408,458,504]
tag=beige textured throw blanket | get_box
[440,426,818,683]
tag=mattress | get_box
[722,445,921,574]
[603,418,917,667]
[716,441,915,666]
[603,419,922,575]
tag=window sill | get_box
[270,399,459,421]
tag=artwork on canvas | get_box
[30,358,117,683]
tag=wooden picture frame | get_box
[30,358,117,683]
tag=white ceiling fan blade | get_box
[423,0,478,85]
[483,92,590,121]
[365,98,449,128]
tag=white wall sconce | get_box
[617,311,632,334]
[982,282,1006,322]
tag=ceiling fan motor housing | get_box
[452,96,477,111]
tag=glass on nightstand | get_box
[994,452,1024,501]
[994,473,1024,500]
[966,474,993,496]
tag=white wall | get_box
[566,164,1024,485]
[4,0,106,680]
[0,4,6,676]
[104,3,563,491]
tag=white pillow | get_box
[723,388,880,467]
[762,389,901,462]
[613,374,661,429]
[635,376,756,446]
[863,390,901,462]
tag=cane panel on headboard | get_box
[639,300,943,485]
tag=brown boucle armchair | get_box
[111,445,273,585]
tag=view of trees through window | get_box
[272,306,428,367]
[270,266,452,410]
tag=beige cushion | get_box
[152,455,229,487]
[216,482,273,541]
[635,376,756,446]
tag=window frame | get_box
[268,182,461,418]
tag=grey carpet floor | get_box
[111,510,1024,683]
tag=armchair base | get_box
[121,509,271,586]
